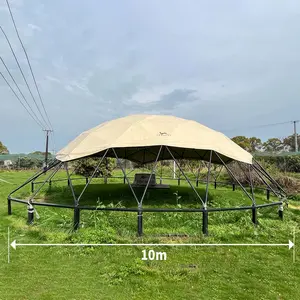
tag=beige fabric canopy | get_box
[56,114,253,164]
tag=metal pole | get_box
[137,209,143,236]
[166,147,205,207]
[76,149,109,203]
[73,207,80,230]
[8,161,59,201]
[112,148,139,205]
[160,161,162,184]
[104,158,108,184]
[202,151,212,236]
[137,146,162,236]
[173,160,176,179]
[253,159,286,196]
[196,162,201,187]
[252,164,281,197]
[65,162,78,204]
[124,159,126,184]
[204,151,212,205]
[43,129,53,171]
[202,210,208,235]
[140,146,162,204]
[214,152,254,203]
[252,206,258,225]
[65,162,81,230]
[30,162,62,200]
[248,164,258,225]
[7,199,12,215]
[248,165,256,205]
[27,203,34,225]
[278,204,283,220]
[294,120,298,152]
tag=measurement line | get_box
[8,227,10,264]
[11,240,294,250]
[0,178,13,184]
[293,227,296,263]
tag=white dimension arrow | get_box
[10,240,294,250]
[0,178,12,184]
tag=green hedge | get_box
[256,155,300,173]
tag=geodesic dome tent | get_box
[8,114,287,235]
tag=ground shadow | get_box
[43,182,214,208]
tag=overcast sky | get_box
[1,0,300,153]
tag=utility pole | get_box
[43,129,53,171]
[173,160,176,179]
[293,121,299,153]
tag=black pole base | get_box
[232,183,236,191]
[31,181,34,193]
[266,189,270,200]
[202,210,208,235]
[73,207,80,230]
[252,206,258,225]
[27,204,34,225]
[137,210,143,237]
[8,199,12,215]
[214,181,217,189]
[278,205,283,220]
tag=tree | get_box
[0,141,9,154]
[263,138,284,153]
[231,136,251,151]
[249,137,263,152]
[231,136,262,153]
[30,151,51,155]
[282,134,300,152]
[13,157,43,169]
[73,157,115,177]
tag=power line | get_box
[0,56,46,129]
[0,71,44,129]
[0,25,48,129]
[223,120,297,133]
[5,0,53,130]
[50,130,56,155]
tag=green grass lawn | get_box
[0,169,300,299]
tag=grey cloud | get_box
[1,0,300,153]
[139,89,199,111]
[87,68,145,103]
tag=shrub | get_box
[12,157,43,169]
[73,157,115,177]
[256,155,300,173]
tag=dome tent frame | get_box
[7,145,286,236]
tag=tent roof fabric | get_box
[56,114,253,165]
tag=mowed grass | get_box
[0,169,300,300]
